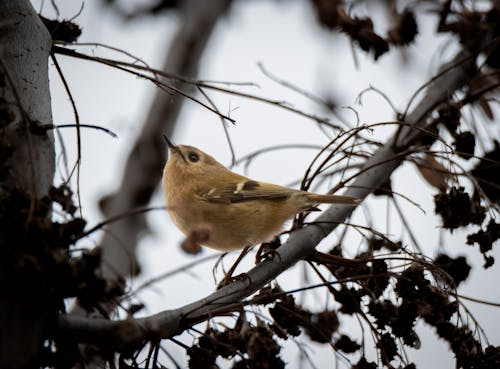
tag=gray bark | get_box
[0,0,54,196]
[0,0,55,368]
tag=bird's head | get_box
[163,135,224,179]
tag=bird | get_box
[162,136,359,253]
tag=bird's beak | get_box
[163,134,187,162]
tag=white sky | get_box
[35,1,499,368]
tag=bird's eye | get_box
[188,152,200,163]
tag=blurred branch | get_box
[58,38,482,347]
[94,0,232,281]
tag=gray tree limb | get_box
[0,0,54,196]
[57,43,479,348]
[0,1,55,367]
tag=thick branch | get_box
[0,1,55,197]
[57,43,479,347]
[0,1,55,368]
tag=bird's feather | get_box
[201,179,359,205]
[202,180,296,203]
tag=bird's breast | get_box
[163,174,304,251]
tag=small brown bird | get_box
[162,136,359,252]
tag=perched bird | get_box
[162,136,359,252]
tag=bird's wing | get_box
[201,179,298,204]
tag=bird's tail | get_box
[306,193,360,205]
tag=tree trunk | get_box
[0,1,55,368]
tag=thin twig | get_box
[51,52,83,216]
[77,206,166,240]
[41,123,118,138]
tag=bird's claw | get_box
[255,242,281,263]
[217,272,250,289]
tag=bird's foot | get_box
[255,239,281,263]
[180,227,211,254]
[216,245,252,289]
[217,272,250,289]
